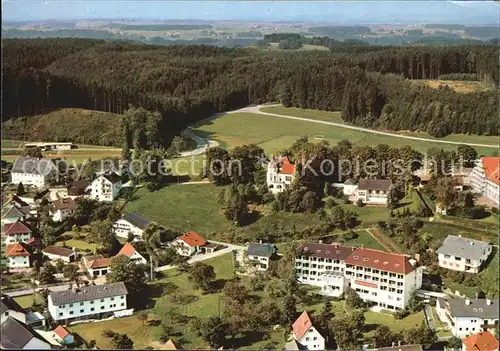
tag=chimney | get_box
[486,299,492,305]
[414,253,421,262]
[466,299,471,305]
[392,342,396,347]
[318,240,323,244]
[259,240,263,244]
[409,259,417,267]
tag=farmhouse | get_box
[11,157,57,189]
[90,171,122,202]
[470,157,499,206]
[1,294,46,328]
[50,197,77,222]
[42,246,78,263]
[294,243,423,310]
[6,242,33,269]
[113,212,159,240]
[246,242,277,271]
[267,154,296,194]
[117,242,147,265]
[171,232,212,257]
[0,317,52,350]
[1,220,33,244]
[436,298,499,338]
[290,311,325,350]
[48,282,128,323]
[52,325,74,345]
[437,235,492,274]
[1,203,30,226]
[82,254,111,276]
[461,331,499,351]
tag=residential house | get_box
[50,198,77,222]
[67,179,90,196]
[11,157,56,189]
[42,246,78,263]
[1,220,33,245]
[82,254,111,277]
[294,243,423,310]
[1,294,46,328]
[332,178,358,197]
[6,242,33,269]
[48,282,128,323]
[113,212,161,240]
[171,232,213,257]
[90,171,122,202]
[117,242,147,265]
[0,317,52,350]
[354,179,392,206]
[1,204,30,226]
[437,235,492,274]
[267,155,296,194]
[291,311,325,350]
[4,195,30,209]
[52,325,74,345]
[436,298,499,338]
[462,331,499,351]
[470,157,499,206]
[246,242,277,271]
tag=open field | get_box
[412,79,492,94]
[267,42,330,51]
[193,112,496,155]
[340,230,386,251]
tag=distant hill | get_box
[3,109,122,146]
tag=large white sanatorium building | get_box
[470,157,499,206]
[294,243,422,310]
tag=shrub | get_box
[102,329,116,338]
[395,309,409,319]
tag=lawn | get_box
[55,231,100,255]
[167,155,205,177]
[261,106,345,123]
[341,230,386,251]
[343,204,390,226]
[364,310,425,332]
[14,293,45,309]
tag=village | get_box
[1,144,498,350]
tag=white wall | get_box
[23,337,52,350]
[8,255,30,268]
[1,310,27,324]
[4,232,32,244]
[295,327,325,350]
[266,166,294,194]
[51,208,74,223]
[438,245,492,274]
[91,177,122,202]
[48,294,127,321]
[113,219,144,239]
[247,255,270,271]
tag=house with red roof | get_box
[52,325,74,345]
[82,254,111,277]
[290,311,325,350]
[1,220,33,245]
[462,331,499,351]
[170,232,218,257]
[471,157,499,206]
[117,242,147,265]
[6,242,33,268]
[267,154,296,194]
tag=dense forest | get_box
[3,38,498,146]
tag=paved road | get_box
[424,304,436,331]
[225,104,498,149]
[179,129,219,157]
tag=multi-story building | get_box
[90,171,122,202]
[1,220,33,245]
[246,243,277,271]
[436,298,499,338]
[50,198,77,222]
[48,282,128,323]
[294,243,422,310]
[11,157,57,189]
[6,242,33,269]
[290,311,325,350]
[113,212,160,240]
[437,235,492,274]
[267,155,296,194]
[470,157,499,206]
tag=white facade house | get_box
[1,317,52,350]
[294,243,422,310]
[6,242,32,269]
[42,246,78,263]
[267,155,296,194]
[332,178,358,197]
[11,157,56,189]
[436,298,499,338]
[117,242,147,265]
[1,203,30,226]
[291,311,325,350]
[113,212,157,240]
[48,282,128,323]
[354,179,392,206]
[246,243,276,271]
[437,235,492,274]
[470,157,499,206]
[50,198,77,222]
[90,171,122,202]
[1,295,46,329]
[82,255,111,277]
[171,232,207,257]
[1,220,33,245]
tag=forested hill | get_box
[3,38,498,147]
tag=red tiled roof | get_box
[6,242,32,257]
[118,242,137,258]
[482,157,500,186]
[53,325,70,339]
[292,311,313,340]
[345,248,415,275]
[3,221,32,235]
[52,198,77,211]
[178,232,206,247]
[85,255,111,269]
[279,156,296,175]
[462,332,499,351]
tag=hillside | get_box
[3,108,122,146]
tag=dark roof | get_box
[122,212,152,230]
[436,235,491,261]
[247,243,276,258]
[0,316,49,350]
[42,245,76,257]
[101,171,122,184]
[448,299,499,319]
[11,157,56,175]
[10,195,29,207]
[358,179,392,191]
[67,179,90,195]
[296,243,354,261]
[1,294,26,314]
[49,282,128,306]
[52,197,77,211]
[1,205,28,219]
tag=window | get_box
[80,302,84,306]
[69,304,73,307]
[90,308,95,312]
[101,299,104,302]
[59,313,63,317]
[90,300,94,304]
[121,303,125,307]
[4,312,8,316]
[111,297,114,301]
[69,311,74,315]
[306,338,310,341]
[80,309,84,313]
[101,306,105,310]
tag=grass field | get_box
[55,231,100,255]
[340,230,386,251]
[193,112,496,156]
[364,310,425,332]
[14,293,45,309]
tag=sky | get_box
[3,1,499,25]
